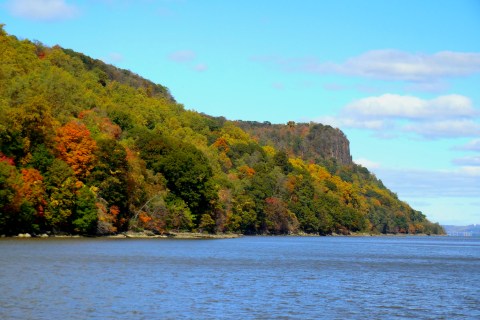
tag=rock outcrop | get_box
[236,121,353,166]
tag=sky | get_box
[1,0,479,226]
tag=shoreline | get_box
[2,231,444,239]
[3,231,244,240]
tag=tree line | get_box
[0,26,444,236]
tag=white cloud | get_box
[102,52,124,64]
[405,81,449,93]
[457,139,480,152]
[318,94,480,139]
[376,167,480,198]
[459,166,480,176]
[7,0,78,21]
[168,51,208,73]
[316,115,389,131]
[168,50,196,62]
[322,83,380,93]
[452,155,480,167]
[344,94,476,120]
[404,119,480,139]
[326,50,480,82]
[194,63,208,72]
[253,50,480,90]
[354,158,381,170]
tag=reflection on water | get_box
[1,236,479,319]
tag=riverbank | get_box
[2,231,243,240]
[118,231,242,239]
[3,230,442,239]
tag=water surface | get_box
[1,236,479,319]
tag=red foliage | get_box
[238,165,255,178]
[54,121,97,179]
[213,137,230,152]
[0,152,15,166]
[138,212,152,224]
[100,118,122,139]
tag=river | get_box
[1,236,479,319]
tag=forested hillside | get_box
[0,26,444,236]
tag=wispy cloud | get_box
[194,63,208,72]
[376,167,480,198]
[321,50,480,82]
[354,158,381,170]
[168,50,196,62]
[452,155,480,167]
[6,0,79,21]
[322,83,380,94]
[317,94,480,139]
[102,52,124,64]
[343,94,476,120]
[168,50,208,73]
[253,50,480,90]
[456,139,480,152]
[368,163,479,221]
[403,119,480,139]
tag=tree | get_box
[137,133,217,222]
[273,150,293,174]
[54,120,97,180]
[88,138,129,228]
[44,159,78,231]
[199,213,216,233]
[72,186,97,234]
[19,168,46,229]
[0,161,22,234]
[264,197,299,234]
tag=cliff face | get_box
[235,121,353,166]
[306,124,352,165]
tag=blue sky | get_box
[1,0,479,225]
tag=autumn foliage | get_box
[0,27,444,236]
[54,121,97,179]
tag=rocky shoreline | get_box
[3,231,243,240]
[116,231,242,239]
[3,230,440,239]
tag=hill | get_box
[443,225,480,237]
[0,26,444,236]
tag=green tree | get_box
[44,159,78,231]
[72,186,97,234]
[137,132,217,222]
[0,161,21,234]
[273,150,293,174]
[89,139,129,215]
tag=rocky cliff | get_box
[235,121,353,166]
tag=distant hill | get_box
[443,225,480,237]
[0,25,444,236]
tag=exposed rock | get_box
[168,232,242,239]
[17,233,31,238]
[123,231,167,238]
[236,121,353,166]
